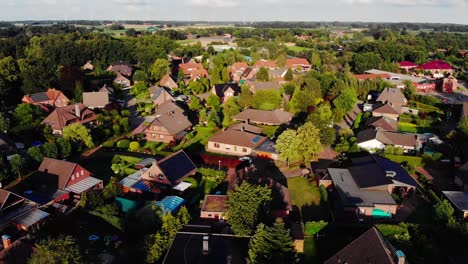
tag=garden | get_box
[287,177,327,222]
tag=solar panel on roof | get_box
[158,151,196,184]
[251,135,262,144]
[29,93,49,102]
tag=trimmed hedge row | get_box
[383,154,424,167]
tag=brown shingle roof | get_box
[0,189,24,209]
[463,102,468,118]
[373,103,401,115]
[142,101,192,135]
[286,58,309,68]
[377,88,407,105]
[41,103,95,131]
[357,129,417,148]
[365,116,398,131]
[233,109,294,125]
[253,60,277,69]
[82,91,109,108]
[159,74,178,90]
[324,227,398,264]
[107,62,133,76]
[208,130,266,148]
[226,123,263,134]
[38,158,82,189]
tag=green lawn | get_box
[383,154,424,167]
[287,46,312,52]
[172,126,217,152]
[287,177,323,222]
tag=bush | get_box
[319,185,328,203]
[102,140,115,148]
[183,177,199,188]
[129,141,140,151]
[116,139,130,149]
[376,223,410,242]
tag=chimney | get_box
[2,235,11,249]
[202,235,209,254]
[75,104,81,118]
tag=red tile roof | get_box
[416,60,452,70]
[253,60,277,69]
[179,62,205,75]
[38,158,88,189]
[354,74,391,80]
[399,61,418,67]
[286,58,309,68]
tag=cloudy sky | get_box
[1,0,467,24]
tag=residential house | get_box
[82,60,94,71]
[41,103,96,135]
[226,122,263,134]
[249,81,281,94]
[187,68,209,82]
[363,69,435,91]
[241,67,256,80]
[230,62,249,82]
[200,195,228,220]
[372,87,407,120]
[268,68,288,82]
[372,103,401,120]
[357,129,419,152]
[141,150,197,188]
[22,88,70,109]
[354,73,392,81]
[113,73,131,87]
[106,61,133,77]
[148,85,174,106]
[159,74,178,90]
[206,130,266,156]
[442,76,458,93]
[82,91,109,109]
[442,191,468,220]
[324,227,407,264]
[253,59,277,69]
[233,109,294,126]
[179,61,205,77]
[286,58,311,71]
[416,60,454,75]
[399,61,418,71]
[133,101,192,143]
[328,155,417,219]
[211,83,241,103]
[99,84,114,97]
[365,116,398,131]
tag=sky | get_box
[1,0,467,24]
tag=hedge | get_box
[383,154,424,167]
[304,221,327,236]
[102,140,115,148]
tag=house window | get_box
[80,170,84,176]
[208,214,212,217]
[76,172,80,178]
[152,134,156,138]
[159,135,164,139]
[158,174,164,180]
[149,172,154,178]
[242,148,247,153]
[71,175,75,180]
[234,146,238,151]
[214,143,220,148]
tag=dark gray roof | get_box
[213,83,241,98]
[373,155,418,187]
[255,139,277,153]
[349,163,393,188]
[29,92,49,102]
[158,150,197,185]
[443,191,468,212]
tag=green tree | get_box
[310,53,322,70]
[11,104,43,134]
[103,177,123,200]
[296,122,323,161]
[256,67,270,82]
[41,142,58,159]
[73,81,83,102]
[63,123,94,149]
[0,56,19,98]
[458,117,468,136]
[206,94,221,110]
[146,213,183,263]
[403,80,416,100]
[222,97,241,127]
[328,79,347,99]
[333,87,357,120]
[307,103,336,146]
[226,182,272,236]
[284,68,293,82]
[28,146,44,164]
[275,129,301,166]
[238,85,254,109]
[434,199,455,223]
[0,112,10,133]
[247,220,296,264]
[133,70,149,82]
[207,110,220,128]
[9,154,25,178]
[282,83,296,95]
[189,96,202,110]
[150,59,170,82]
[29,235,83,264]
[351,52,382,73]
[56,138,72,159]
[177,206,190,225]
[252,90,281,110]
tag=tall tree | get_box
[307,103,336,146]
[247,220,296,264]
[275,129,301,166]
[27,146,44,164]
[434,199,455,223]
[206,94,221,110]
[56,138,72,159]
[237,85,253,109]
[333,87,357,120]
[207,110,220,128]
[252,90,281,110]
[222,98,241,127]
[29,235,83,264]
[0,112,10,133]
[62,123,94,149]
[226,182,272,236]
[150,59,170,82]
[284,68,293,82]
[41,142,58,159]
[256,67,270,82]
[296,122,323,161]
[9,154,25,178]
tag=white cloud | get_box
[341,0,467,5]
[187,0,241,7]
[113,0,150,6]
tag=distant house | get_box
[286,58,311,71]
[249,81,281,94]
[372,103,401,120]
[99,84,114,96]
[200,195,228,220]
[357,129,419,152]
[179,61,205,76]
[113,73,131,87]
[22,88,70,109]
[399,61,418,71]
[354,73,392,81]
[159,74,178,90]
[442,76,458,93]
[106,61,133,77]
[241,66,256,79]
[82,60,94,71]
[442,191,468,220]
[365,116,398,131]
[41,103,96,135]
[82,91,109,109]
[226,122,263,134]
[133,101,192,143]
[233,109,294,126]
[377,87,407,107]
[324,227,407,264]
[148,85,174,106]
[363,69,435,91]
[141,150,197,187]
[211,83,241,103]
[416,60,453,75]
[230,62,249,82]
[253,59,277,69]
[206,130,266,156]
[268,68,288,82]
[327,155,417,219]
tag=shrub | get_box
[304,221,327,236]
[102,140,115,148]
[116,139,130,149]
[183,177,199,188]
[319,185,328,203]
[376,223,410,242]
[129,141,140,151]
